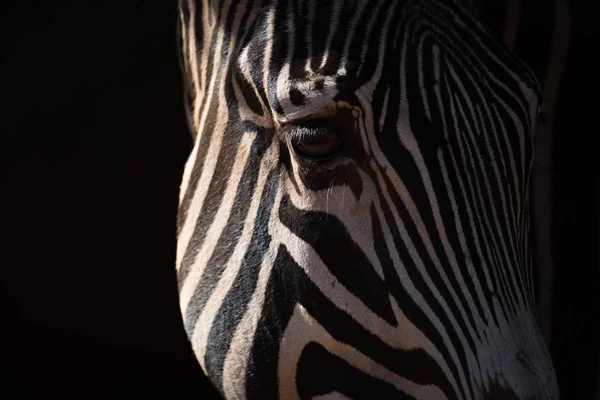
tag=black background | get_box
[3,1,218,398]
[2,1,598,399]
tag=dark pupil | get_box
[295,132,339,156]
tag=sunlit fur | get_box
[176,0,558,398]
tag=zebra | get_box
[175,0,561,398]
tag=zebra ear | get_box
[468,0,520,47]
[453,1,531,55]
[475,0,572,109]
[450,0,507,41]
[469,0,553,53]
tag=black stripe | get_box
[203,167,279,395]
[233,66,265,116]
[297,342,415,399]
[177,0,198,142]
[177,110,242,286]
[177,0,242,232]
[182,132,270,336]
[374,172,473,399]
[369,204,462,399]
[279,194,397,326]
[405,45,486,342]
[308,1,335,72]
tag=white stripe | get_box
[179,131,255,309]
[190,145,275,373]
[221,181,283,399]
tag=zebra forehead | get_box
[275,72,343,122]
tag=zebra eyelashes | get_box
[286,118,344,162]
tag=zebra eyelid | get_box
[275,103,338,125]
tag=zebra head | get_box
[176,0,559,398]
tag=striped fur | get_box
[176,1,558,398]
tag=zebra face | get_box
[177,0,559,398]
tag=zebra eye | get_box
[289,123,343,161]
